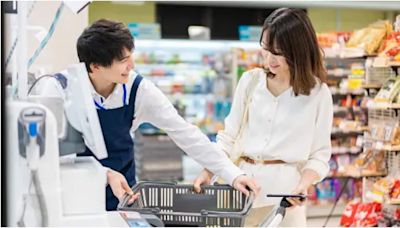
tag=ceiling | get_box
[154,1,400,10]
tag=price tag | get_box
[384,126,394,141]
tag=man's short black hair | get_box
[77,19,134,73]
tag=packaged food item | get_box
[316,179,336,202]
[390,126,400,145]
[347,29,369,48]
[353,202,382,227]
[336,154,351,175]
[328,156,338,175]
[378,31,400,58]
[383,119,397,142]
[347,20,392,55]
[346,150,386,176]
[307,185,318,204]
[366,177,393,203]
[375,77,400,103]
[340,199,361,227]
[390,179,400,200]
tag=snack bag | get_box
[390,179,400,199]
[347,20,393,55]
[353,202,382,227]
[340,200,361,227]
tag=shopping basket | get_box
[118,181,254,227]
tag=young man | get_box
[38,19,260,211]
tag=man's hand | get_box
[107,169,140,205]
[193,169,214,193]
[232,175,260,197]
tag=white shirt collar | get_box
[88,77,122,100]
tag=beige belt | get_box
[240,156,286,165]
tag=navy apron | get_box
[79,75,143,211]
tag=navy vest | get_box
[79,75,143,211]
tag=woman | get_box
[194,8,333,226]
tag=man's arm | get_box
[134,78,250,185]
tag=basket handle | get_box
[200,190,255,216]
[118,181,178,209]
[118,192,132,209]
[131,181,177,191]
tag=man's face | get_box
[92,48,134,84]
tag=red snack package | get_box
[395,208,400,220]
[340,200,361,227]
[354,202,382,227]
[390,179,400,199]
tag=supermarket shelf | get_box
[381,144,400,151]
[333,108,366,116]
[327,172,387,179]
[365,139,400,151]
[328,74,348,79]
[333,107,349,114]
[324,55,367,60]
[325,175,360,179]
[331,130,364,137]
[362,83,382,89]
[332,151,363,155]
[331,91,365,96]
[387,199,400,205]
[360,126,369,131]
[165,92,215,97]
[136,63,210,68]
[367,102,400,109]
[307,203,347,218]
[389,61,400,67]
[332,147,363,155]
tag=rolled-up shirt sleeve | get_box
[303,84,333,182]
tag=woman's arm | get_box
[289,84,333,206]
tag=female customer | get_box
[194,8,333,226]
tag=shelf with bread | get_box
[315,19,400,226]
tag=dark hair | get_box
[77,19,134,73]
[260,8,326,96]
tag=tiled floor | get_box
[182,155,343,227]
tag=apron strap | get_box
[129,75,143,117]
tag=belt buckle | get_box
[254,158,263,165]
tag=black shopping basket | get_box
[118,181,254,227]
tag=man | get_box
[38,19,259,211]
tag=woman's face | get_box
[260,31,290,76]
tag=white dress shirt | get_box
[35,70,245,185]
[216,69,333,206]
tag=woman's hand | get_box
[287,182,308,207]
[287,169,320,208]
[193,169,214,193]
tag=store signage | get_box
[238,25,262,41]
[128,23,161,39]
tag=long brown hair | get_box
[260,8,326,96]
